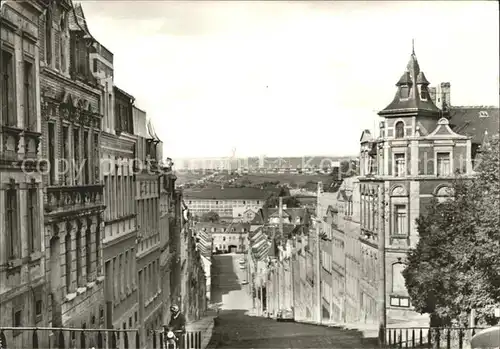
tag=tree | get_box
[403,136,500,326]
[265,195,301,208]
[201,211,220,223]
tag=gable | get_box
[360,129,373,143]
[427,118,468,140]
[269,210,291,218]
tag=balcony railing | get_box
[384,326,486,349]
[44,184,104,215]
[0,327,203,349]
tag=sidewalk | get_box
[186,311,218,349]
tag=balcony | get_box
[0,327,204,349]
[1,126,42,166]
[44,184,104,218]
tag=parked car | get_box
[276,308,294,322]
[471,326,500,348]
[240,280,248,285]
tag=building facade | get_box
[358,49,476,324]
[0,1,45,347]
[40,4,107,346]
[133,106,164,347]
[184,187,270,219]
[100,80,139,343]
[195,222,250,254]
[159,160,174,326]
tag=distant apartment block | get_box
[184,187,272,218]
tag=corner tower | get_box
[359,44,473,327]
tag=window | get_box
[76,227,82,286]
[392,263,407,293]
[393,205,407,236]
[35,299,43,323]
[48,123,56,185]
[390,295,410,307]
[436,152,451,176]
[13,309,22,336]
[65,232,72,293]
[62,126,70,184]
[400,86,409,99]
[395,121,405,138]
[59,12,68,72]
[6,185,19,259]
[1,50,16,126]
[27,186,39,253]
[420,86,428,100]
[394,153,406,177]
[73,35,89,76]
[45,9,53,65]
[83,130,89,184]
[85,226,91,282]
[95,218,101,273]
[124,251,129,293]
[118,254,123,297]
[73,127,80,183]
[23,61,36,130]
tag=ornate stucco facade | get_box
[0,2,45,348]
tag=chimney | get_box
[436,82,451,110]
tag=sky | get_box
[80,1,500,159]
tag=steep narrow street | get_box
[209,254,378,348]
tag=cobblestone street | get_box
[210,310,378,348]
[209,254,378,348]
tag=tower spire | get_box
[412,38,415,55]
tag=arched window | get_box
[395,121,405,138]
[392,263,407,293]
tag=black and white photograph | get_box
[0,0,499,348]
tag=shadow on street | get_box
[210,254,243,306]
[208,310,379,348]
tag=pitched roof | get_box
[266,207,310,224]
[379,49,441,117]
[249,227,271,261]
[249,210,265,225]
[449,106,500,144]
[184,187,273,200]
[195,229,212,258]
[195,222,250,233]
[68,2,93,38]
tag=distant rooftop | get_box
[450,106,500,144]
[184,187,273,200]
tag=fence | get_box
[385,327,487,349]
[0,327,203,349]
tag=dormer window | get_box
[419,86,428,100]
[395,121,405,138]
[400,86,410,99]
[479,111,489,118]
